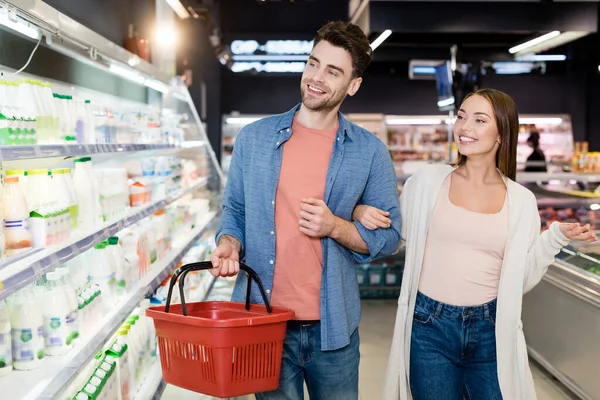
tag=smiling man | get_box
[210,21,401,400]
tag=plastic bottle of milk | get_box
[56,268,80,345]
[73,157,103,230]
[89,243,116,309]
[107,237,126,297]
[9,286,44,370]
[2,176,33,257]
[0,300,12,376]
[43,272,72,355]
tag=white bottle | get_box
[2,176,33,257]
[42,271,72,355]
[106,237,126,297]
[89,243,116,309]
[9,286,45,370]
[56,268,80,345]
[0,300,12,376]
[73,157,103,230]
[62,168,79,228]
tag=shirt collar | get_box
[275,103,354,142]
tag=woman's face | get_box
[453,94,501,158]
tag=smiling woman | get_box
[453,89,519,181]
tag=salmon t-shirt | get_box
[270,117,337,321]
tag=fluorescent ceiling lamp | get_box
[509,31,561,54]
[370,30,392,51]
[165,0,190,19]
[386,118,445,125]
[232,55,309,62]
[109,64,145,85]
[412,66,436,74]
[437,97,455,109]
[231,61,306,74]
[226,117,262,125]
[519,117,563,125]
[0,13,40,40]
[515,54,566,62]
[590,204,600,211]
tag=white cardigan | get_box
[382,164,570,400]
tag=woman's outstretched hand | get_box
[559,223,598,243]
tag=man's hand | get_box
[209,235,241,277]
[299,198,337,238]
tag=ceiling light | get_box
[370,30,392,51]
[386,118,445,126]
[155,24,177,47]
[509,31,561,54]
[437,97,455,109]
[515,54,566,62]
[232,55,309,62]
[518,117,563,125]
[226,117,262,124]
[165,0,190,19]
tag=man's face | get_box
[300,40,362,113]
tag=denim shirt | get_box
[215,104,401,351]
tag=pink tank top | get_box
[418,175,508,306]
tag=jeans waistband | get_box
[416,291,497,320]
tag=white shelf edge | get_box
[0,176,209,301]
[2,211,219,400]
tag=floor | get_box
[162,300,578,400]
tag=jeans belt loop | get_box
[484,303,490,320]
[434,301,443,317]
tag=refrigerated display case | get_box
[521,174,600,400]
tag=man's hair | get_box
[313,21,373,78]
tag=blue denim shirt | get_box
[215,104,401,351]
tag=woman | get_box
[524,131,548,172]
[353,89,596,399]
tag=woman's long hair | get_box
[454,89,519,181]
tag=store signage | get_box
[231,62,306,74]
[230,40,313,55]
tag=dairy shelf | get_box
[0,144,186,162]
[0,176,208,301]
[0,211,218,400]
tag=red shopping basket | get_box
[146,261,295,398]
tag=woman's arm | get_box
[523,196,596,293]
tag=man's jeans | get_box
[256,321,360,400]
[410,292,502,400]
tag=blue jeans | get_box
[410,292,502,400]
[255,322,360,400]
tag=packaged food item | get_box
[42,272,72,355]
[8,287,44,370]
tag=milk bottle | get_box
[2,176,33,257]
[43,272,72,355]
[9,286,44,370]
[0,300,12,376]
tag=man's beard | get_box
[300,83,348,113]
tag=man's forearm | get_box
[329,217,369,255]
[219,234,242,254]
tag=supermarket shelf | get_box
[517,172,600,183]
[0,211,219,400]
[134,361,166,400]
[0,177,209,301]
[0,144,187,162]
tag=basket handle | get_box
[164,261,273,316]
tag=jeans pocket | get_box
[486,314,496,328]
[413,303,432,325]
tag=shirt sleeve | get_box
[350,142,402,263]
[215,129,247,257]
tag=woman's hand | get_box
[559,223,598,243]
[353,205,391,230]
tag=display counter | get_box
[522,177,600,400]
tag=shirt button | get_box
[270,231,274,235]
[266,289,271,294]
[286,128,290,132]
[276,141,280,145]
[270,260,274,265]
[272,201,275,205]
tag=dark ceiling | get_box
[186,0,599,67]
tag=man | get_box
[210,21,401,399]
